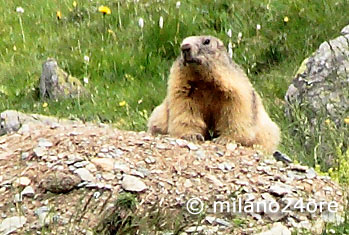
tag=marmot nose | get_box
[181,43,191,52]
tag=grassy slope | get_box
[0,0,348,232]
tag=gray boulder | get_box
[285,25,349,125]
[40,58,87,99]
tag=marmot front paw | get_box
[181,133,205,142]
[213,136,235,145]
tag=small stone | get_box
[187,143,199,151]
[47,156,58,162]
[156,143,169,150]
[40,171,81,193]
[14,177,31,187]
[323,186,333,192]
[195,150,206,159]
[85,163,97,173]
[183,179,193,188]
[21,152,30,160]
[91,158,115,172]
[269,182,293,196]
[185,226,205,232]
[215,218,231,227]
[290,164,308,172]
[257,222,291,235]
[205,216,216,224]
[137,167,150,177]
[74,168,95,182]
[68,166,76,172]
[176,139,188,147]
[66,154,84,165]
[74,161,89,168]
[261,193,274,201]
[205,174,223,187]
[69,131,79,136]
[217,163,226,171]
[114,162,130,172]
[38,138,53,148]
[145,157,156,164]
[113,149,124,157]
[100,147,109,153]
[18,124,30,134]
[21,186,35,197]
[257,166,272,174]
[226,143,237,151]
[224,162,235,171]
[0,216,27,235]
[244,193,256,201]
[97,153,106,158]
[102,172,115,181]
[265,208,286,222]
[235,180,249,186]
[130,169,145,178]
[287,171,305,180]
[33,147,46,157]
[34,206,50,216]
[306,168,317,179]
[121,175,147,192]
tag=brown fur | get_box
[147,35,280,154]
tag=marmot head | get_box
[179,35,231,67]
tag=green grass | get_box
[0,0,348,233]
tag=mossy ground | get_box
[0,0,348,233]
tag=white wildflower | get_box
[256,24,261,31]
[138,17,144,29]
[228,42,233,58]
[16,7,24,14]
[227,29,232,38]
[159,16,164,29]
[83,77,89,84]
[84,55,90,63]
[238,32,242,40]
[176,1,181,8]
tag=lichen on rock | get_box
[39,58,88,100]
[285,25,349,126]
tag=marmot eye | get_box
[203,39,210,45]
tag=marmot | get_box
[147,35,280,154]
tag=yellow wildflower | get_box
[56,11,62,20]
[73,1,77,8]
[328,168,333,174]
[42,102,48,108]
[98,6,111,15]
[107,29,116,38]
[119,101,127,107]
[284,16,289,23]
[325,119,330,125]
[13,45,17,51]
[124,74,134,81]
[345,117,349,124]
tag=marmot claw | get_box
[181,133,205,142]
